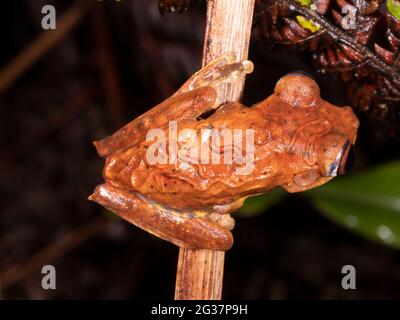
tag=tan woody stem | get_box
[174,0,255,300]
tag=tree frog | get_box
[89,52,359,251]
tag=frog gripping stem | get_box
[90,0,256,300]
[89,0,359,300]
[175,0,256,300]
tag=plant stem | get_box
[174,0,255,300]
[175,249,225,299]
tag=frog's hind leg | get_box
[94,86,217,158]
[89,183,233,251]
[94,52,253,158]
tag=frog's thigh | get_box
[89,183,233,251]
[94,86,217,158]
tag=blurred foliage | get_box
[159,0,199,14]
[295,16,321,33]
[296,0,312,7]
[239,188,287,217]
[387,0,400,20]
[241,162,400,248]
[307,162,400,248]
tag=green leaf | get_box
[296,16,321,33]
[238,188,287,217]
[306,162,400,248]
[387,0,400,20]
[296,0,312,6]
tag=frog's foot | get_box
[89,183,233,251]
[208,213,235,231]
[176,52,254,98]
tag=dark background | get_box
[1,0,400,299]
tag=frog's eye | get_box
[327,141,356,176]
[274,71,320,107]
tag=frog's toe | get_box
[206,60,254,88]
[208,213,235,231]
[176,52,253,96]
[204,51,236,68]
[213,51,236,65]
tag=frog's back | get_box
[103,104,279,211]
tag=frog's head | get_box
[269,72,359,192]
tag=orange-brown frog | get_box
[89,53,359,251]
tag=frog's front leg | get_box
[89,183,233,251]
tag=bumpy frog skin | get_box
[89,52,359,251]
